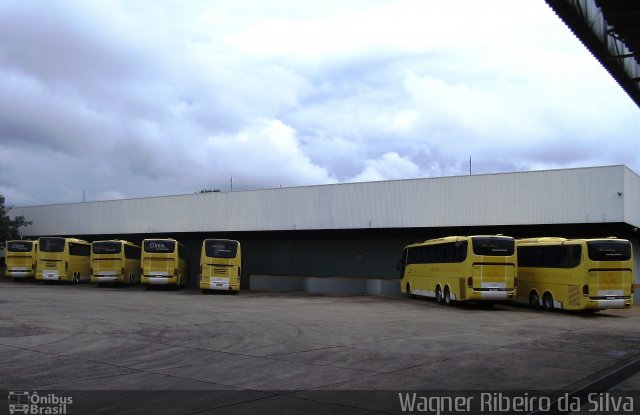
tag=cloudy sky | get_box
[1,0,638,207]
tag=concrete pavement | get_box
[1,278,639,414]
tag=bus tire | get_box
[543,292,554,311]
[444,286,453,306]
[529,291,540,309]
[405,283,414,299]
[435,286,444,304]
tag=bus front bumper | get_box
[470,290,515,301]
[41,271,64,281]
[589,298,633,310]
[7,268,34,278]
[201,277,235,291]
[92,274,125,284]
[142,275,177,285]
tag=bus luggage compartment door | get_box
[93,258,122,282]
[472,263,514,300]
[143,258,175,284]
[588,269,632,308]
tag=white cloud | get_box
[0,0,638,207]
[199,118,335,188]
[351,152,421,182]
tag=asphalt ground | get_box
[1,277,640,415]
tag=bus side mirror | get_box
[396,260,402,271]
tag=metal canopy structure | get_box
[546,0,640,108]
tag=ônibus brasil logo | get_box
[8,391,73,415]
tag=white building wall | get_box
[624,167,640,229]
[10,165,638,236]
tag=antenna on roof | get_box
[469,157,472,175]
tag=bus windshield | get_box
[39,237,65,253]
[205,240,238,258]
[587,240,632,261]
[93,242,122,254]
[144,240,175,253]
[7,241,33,252]
[472,237,514,256]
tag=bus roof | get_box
[202,238,239,243]
[92,239,140,246]
[38,236,89,244]
[517,237,568,244]
[406,235,513,248]
[516,237,629,245]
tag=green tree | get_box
[0,195,32,241]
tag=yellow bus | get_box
[516,237,634,311]
[400,235,517,305]
[5,240,38,280]
[141,238,189,288]
[200,239,242,293]
[91,240,142,286]
[36,237,91,283]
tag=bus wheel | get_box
[435,286,443,304]
[529,291,540,309]
[444,287,452,306]
[405,283,414,299]
[543,292,554,311]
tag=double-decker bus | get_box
[516,237,634,311]
[5,240,38,280]
[36,237,91,283]
[141,238,189,288]
[91,240,142,286]
[200,239,242,293]
[400,235,517,305]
